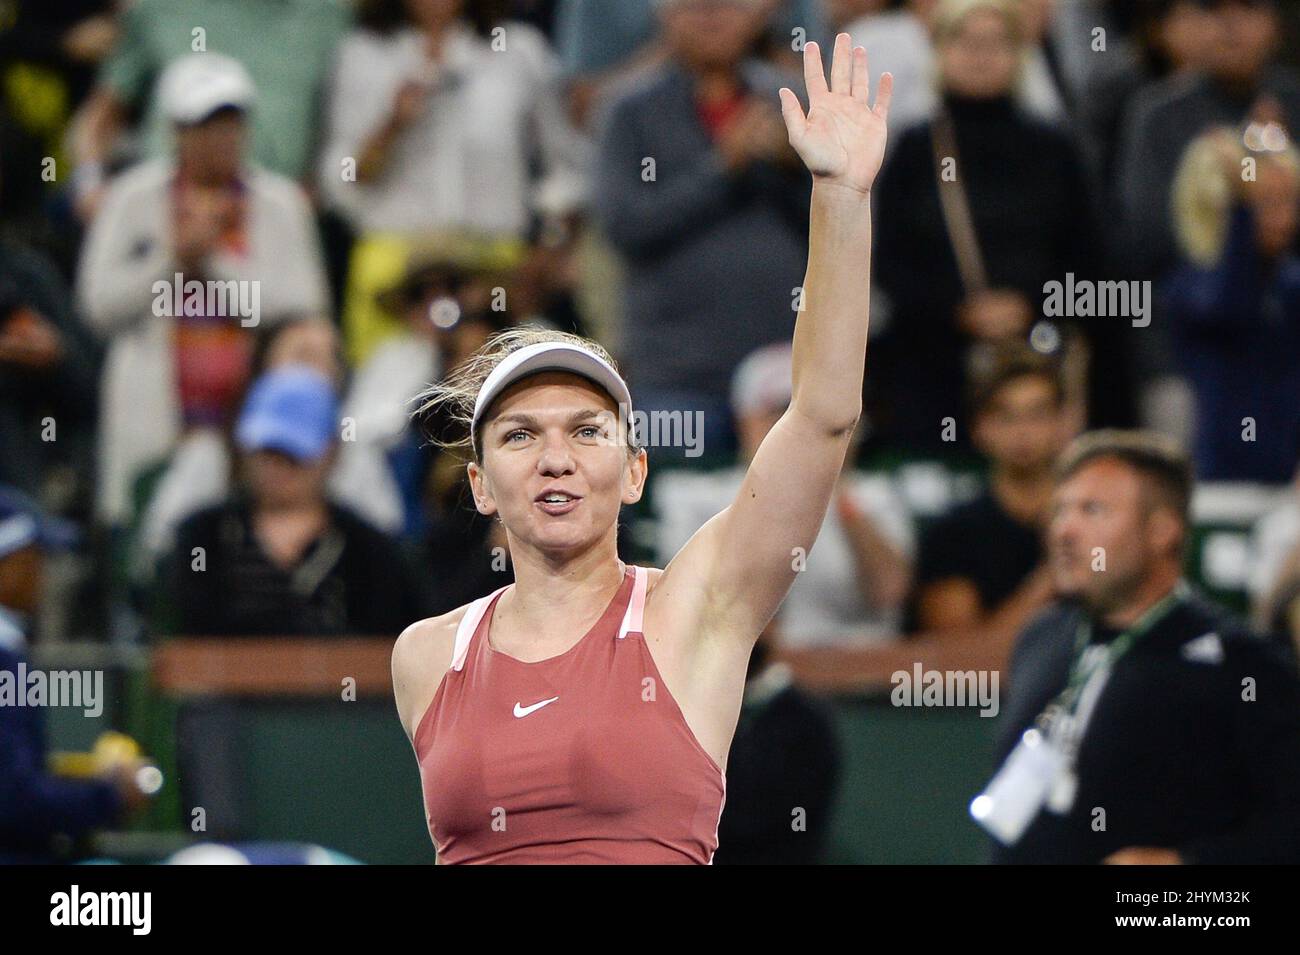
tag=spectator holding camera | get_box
[319,0,586,361]
[1164,125,1300,483]
[1117,0,1300,280]
[77,54,329,531]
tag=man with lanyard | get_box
[975,430,1300,864]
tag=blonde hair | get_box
[932,0,1022,44]
[1172,125,1300,267]
[412,325,638,461]
[930,0,1026,96]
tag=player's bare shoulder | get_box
[642,548,719,650]
[391,605,469,741]
[645,508,729,622]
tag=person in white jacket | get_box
[77,53,329,529]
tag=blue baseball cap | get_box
[0,485,79,559]
[235,366,339,463]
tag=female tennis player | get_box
[392,34,892,864]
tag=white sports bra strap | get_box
[451,585,510,671]
[617,565,648,639]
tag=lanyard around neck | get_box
[1054,582,1190,718]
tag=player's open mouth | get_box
[535,491,582,515]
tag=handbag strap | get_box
[930,109,988,295]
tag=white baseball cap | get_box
[731,342,793,416]
[471,341,633,455]
[160,52,256,126]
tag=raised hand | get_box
[778,33,893,196]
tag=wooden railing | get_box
[150,629,1015,699]
[773,629,1017,693]
[151,638,395,698]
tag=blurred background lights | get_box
[429,296,461,329]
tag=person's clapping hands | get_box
[0,307,64,371]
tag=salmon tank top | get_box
[414,564,727,864]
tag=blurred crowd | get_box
[4,0,1300,867]
[2,0,1300,664]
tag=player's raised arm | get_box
[666,33,892,642]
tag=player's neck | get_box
[502,545,626,636]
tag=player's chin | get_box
[529,519,594,549]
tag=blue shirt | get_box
[0,642,122,862]
[1163,205,1300,483]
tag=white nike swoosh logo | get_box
[513,696,560,718]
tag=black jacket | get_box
[991,592,1300,864]
[165,496,436,637]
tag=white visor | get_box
[470,342,634,454]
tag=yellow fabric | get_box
[341,234,411,366]
[341,231,527,366]
[4,63,69,169]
